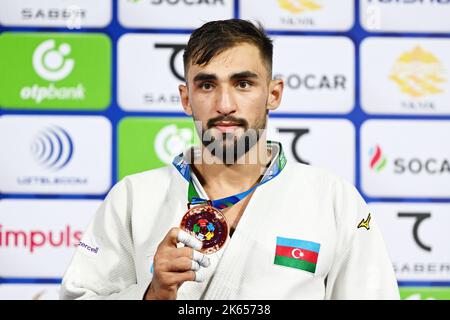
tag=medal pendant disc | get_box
[180,204,228,254]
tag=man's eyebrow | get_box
[230,71,259,80]
[193,73,218,82]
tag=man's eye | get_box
[237,81,251,89]
[200,83,214,90]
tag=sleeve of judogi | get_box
[324,179,400,300]
[59,178,150,300]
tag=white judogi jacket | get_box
[60,150,399,300]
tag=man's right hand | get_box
[144,227,210,300]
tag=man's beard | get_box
[197,114,267,165]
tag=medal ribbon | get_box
[173,140,287,210]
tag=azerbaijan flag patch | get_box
[274,237,320,273]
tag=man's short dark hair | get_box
[183,19,273,79]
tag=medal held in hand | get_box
[180,201,228,255]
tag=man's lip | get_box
[213,122,241,127]
[212,123,241,133]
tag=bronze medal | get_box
[180,201,228,254]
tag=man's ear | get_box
[179,84,192,116]
[267,78,284,111]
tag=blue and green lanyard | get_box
[172,140,287,210]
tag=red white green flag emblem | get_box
[274,236,320,273]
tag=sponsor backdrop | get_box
[0,0,449,300]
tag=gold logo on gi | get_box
[357,213,371,231]
[389,46,446,98]
[277,0,322,13]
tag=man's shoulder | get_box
[121,165,175,186]
[285,161,348,187]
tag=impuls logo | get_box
[33,40,74,81]
[155,125,194,164]
[369,145,387,172]
[389,45,446,98]
[31,126,74,171]
[278,0,322,13]
[0,224,83,254]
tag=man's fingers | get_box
[173,270,205,284]
[159,228,202,251]
[177,230,203,251]
[166,257,200,272]
[191,260,200,272]
[192,250,210,268]
[169,247,210,268]
[160,227,181,247]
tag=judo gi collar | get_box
[172,140,287,210]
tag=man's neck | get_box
[191,139,272,198]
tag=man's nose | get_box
[215,86,237,115]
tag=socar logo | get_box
[369,145,387,172]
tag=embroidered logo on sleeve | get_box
[357,213,372,230]
[274,237,320,274]
[78,241,99,254]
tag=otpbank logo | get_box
[361,120,450,198]
[118,117,198,180]
[0,32,111,110]
[369,145,387,173]
[390,46,446,98]
[240,0,353,31]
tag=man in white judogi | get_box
[60,19,399,300]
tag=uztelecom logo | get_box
[390,45,446,110]
[17,125,87,187]
[31,126,74,171]
[0,33,111,110]
[0,115,111,194]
